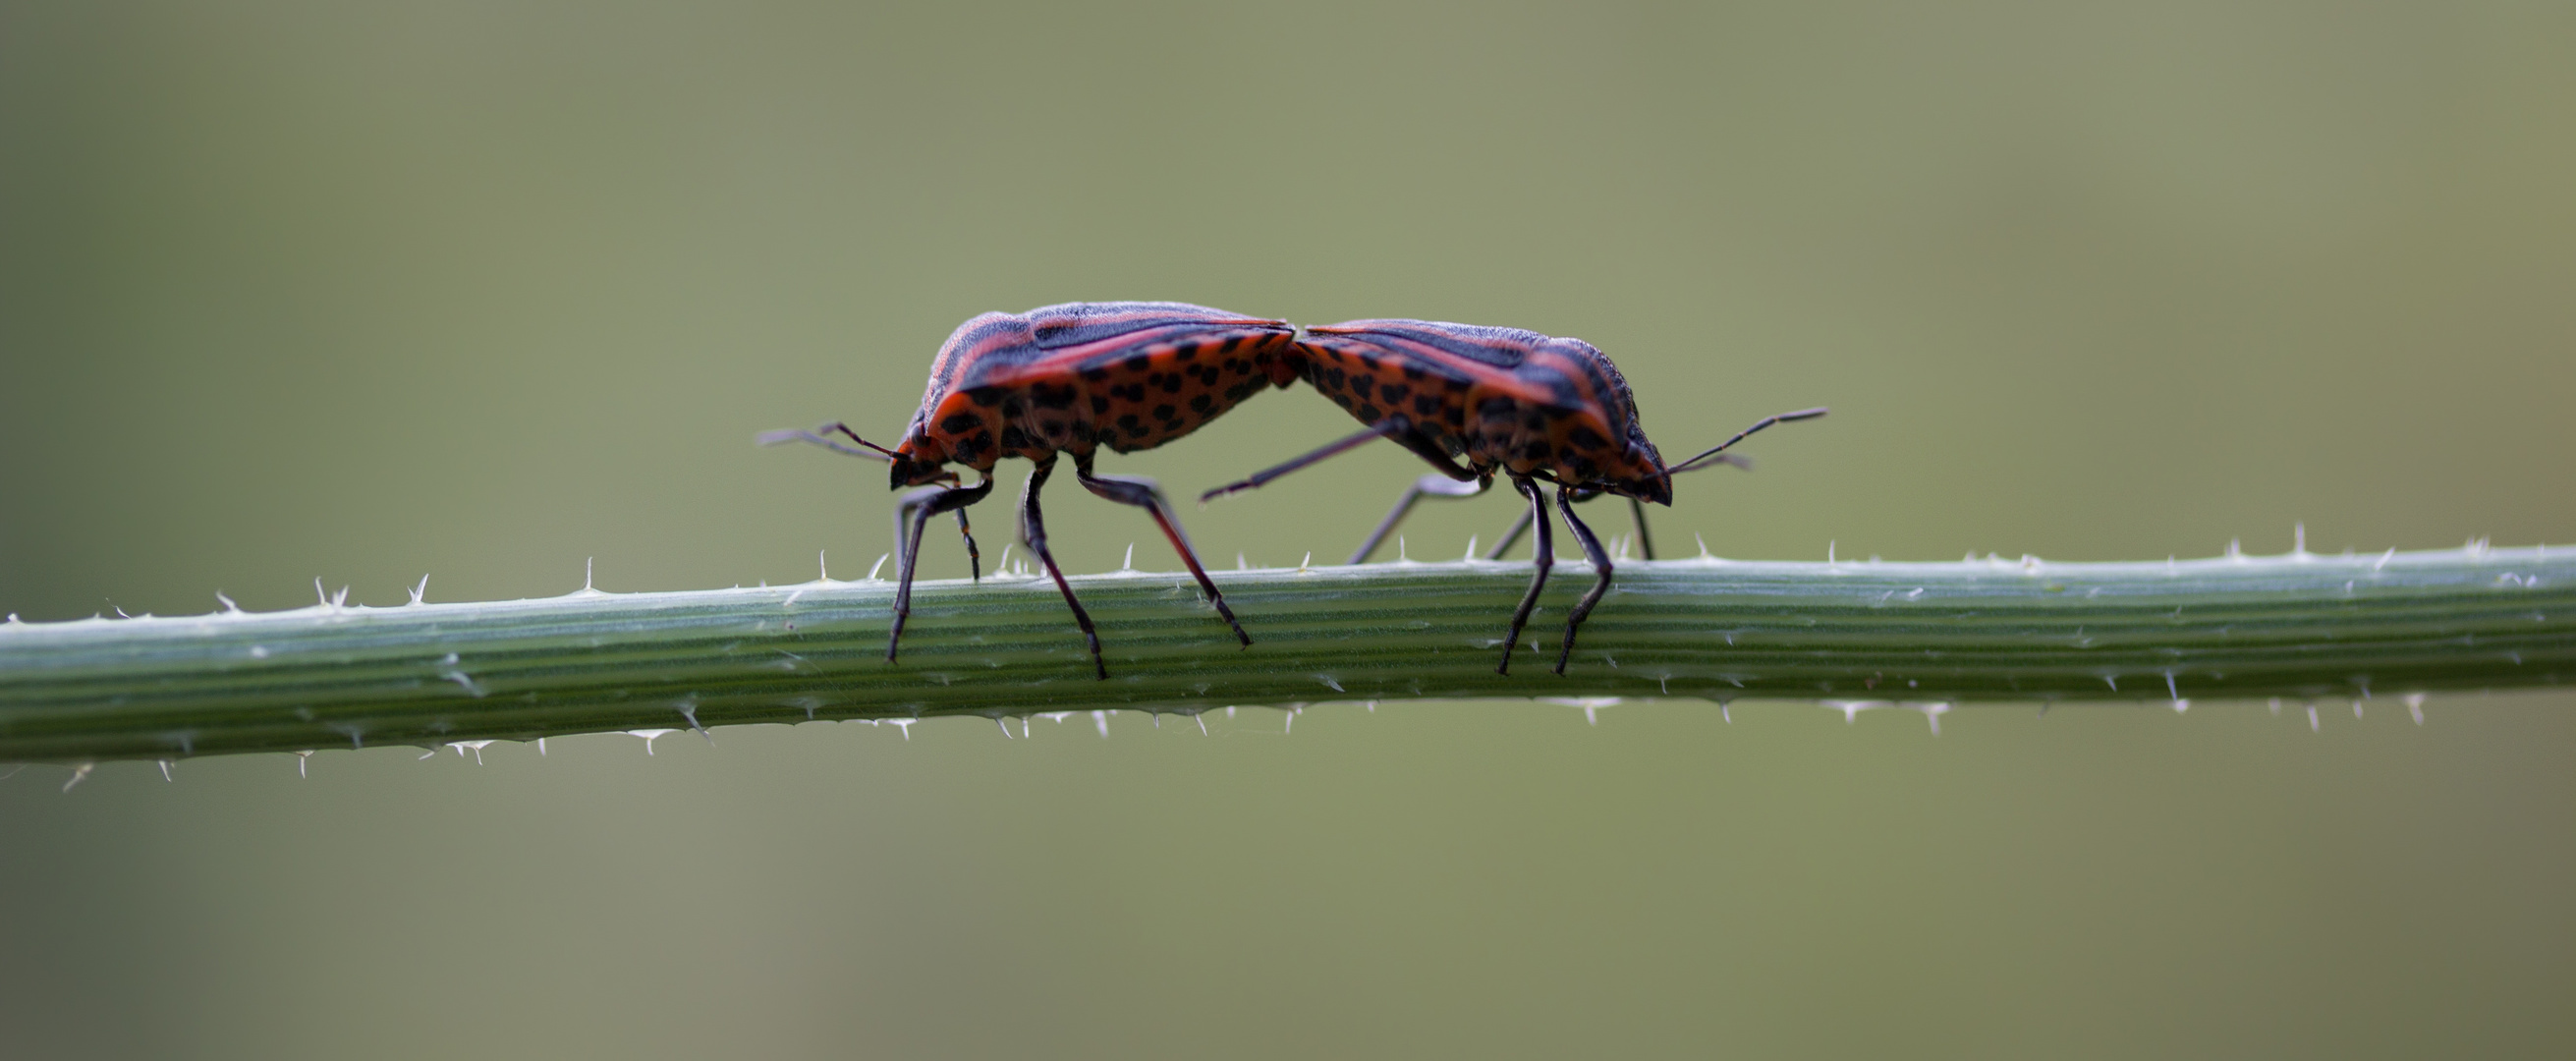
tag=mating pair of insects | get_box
[761,302,1823,680]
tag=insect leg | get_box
[1075,454,1252,647]
[1488,486,1602,561]
[1015,455,1107,680]
[1496,473,1553,676]
[1198,424,1388,502]
[953,507,981,582]
[1018,457,1107,680]
[1553,484,1615,675]
[890,484,950,572]
[889,475,994,663]
[1349,474,1489,565]
[1200,417,1476,504]
[1486,509,1535,561]
[1627,495,1655,561]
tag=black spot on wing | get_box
[1032,382,1078,410]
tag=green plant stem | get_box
[3,545,2570,762]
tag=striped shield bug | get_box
[762,302,1305,679]
[1203,318,1824,675]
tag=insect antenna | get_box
[1668,407,1828,474]
[756,421,900,462]
[1673,452,1754,475]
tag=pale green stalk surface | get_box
[4,544,2568,763]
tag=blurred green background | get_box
[4,1,2572,1057]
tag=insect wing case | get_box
[1299,319,1656,488]
[953,303,1302,457]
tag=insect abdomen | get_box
[1073,332,1301,454]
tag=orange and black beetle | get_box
[765,302,1304,679]
[1206,318,1823,676]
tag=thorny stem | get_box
[2,544,2570,763]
